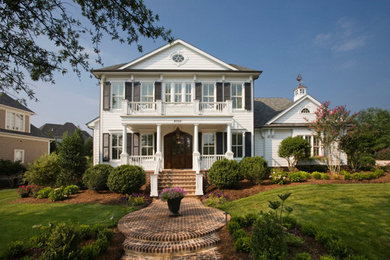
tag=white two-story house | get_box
[87,40,346,196]
[87,39,261,196]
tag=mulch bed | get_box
[98,228,125,260]
[8,190,124,205]
[206,172,390,201]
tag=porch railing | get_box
[199,102,227,112]
[128,155,155,168]
[200,154,226,170]
[128,102,156,114]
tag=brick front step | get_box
[123,231,220,254]
[158,170,197,197]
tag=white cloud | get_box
[332,36,367,52]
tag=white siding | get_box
[93,124,100,165]
[131,44,228,70]
[274,98,318,124]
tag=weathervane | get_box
[296,73,302,86]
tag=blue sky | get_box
[25,0,390,132]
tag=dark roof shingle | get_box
[40,122,91,140]
[0,124,50,139]
[0,93,34,113]
[254,97,293,127]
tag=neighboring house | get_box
[0,93,52,165]
[40,122,91,142]
[87,39,345,196]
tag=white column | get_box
[225,123,234,159]
[194,124,199,153]
[156,124,161,155]
[120,124,128,164]
[193,123,202,195]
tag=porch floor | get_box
[118,198,226,259]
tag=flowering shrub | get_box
[160,187,187,202]
[203,190,229,207]
[270,170,288,185]
[48,187,65,201]
[37,187,53,199]
[64,185,79,196]
[17,185,31,198]
[120,193,152,206]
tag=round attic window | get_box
[172,54,184,63]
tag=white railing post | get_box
[122,100,128,114]
[120,124,128,164]
[225,123,234,159]
[226,100,233,114]
[193,100,200,115]
[156,100,163,115]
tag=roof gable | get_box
[0,93,34,113]
[118,39,238,71]
[254,98,293,127]
[40,122,91,140]
[266,95,321,125]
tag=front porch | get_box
[117,121,236,197]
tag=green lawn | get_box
[0,189,132,255]
[219,183,390,260]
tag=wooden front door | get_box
[164,128,193,169]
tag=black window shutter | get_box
[103,133,110,161]
[216,132,223,154]
[223,132,227,154]
[216,82,223,102]
[103,82,111,110]
[224,82,231,101]
[245,132,252,157]
[198,132,202,155]
[127,133,133,155]
[133,82,141,102]
[155,82,162,100]
[195,82,202,100]
[244,82,251,110]
[154,132,157,153]
[133,133,140,155]
[125,82,133,101]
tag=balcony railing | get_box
[200,154,226,170]
[123,100,232,116]
[128,155,156,170]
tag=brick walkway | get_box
[118,198,227,259]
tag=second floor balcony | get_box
[121,99,233,116]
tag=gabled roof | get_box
[40,122,91,140]
[0,124,51,139]
[254,97,293,127]
[265,95,321,125]
[0,93,34,113]
[92,39,262,76]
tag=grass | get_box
[218,183,390,260]
[0,189,133,255]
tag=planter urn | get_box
[167,197,183,217]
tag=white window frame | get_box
[141,82,154,103]
[164,82,172,102]
[111,82,125,110]
[231,82,244,110]
[111,133,123,160]
[185,83,192,102]
[301,108,310,114]
[313,135,320,156]
[232,132,244,158]
[14,149,24,163]
[141,133,154,156]
[6,110,25,132]
[174,83,183,103]
[202,133,215,155]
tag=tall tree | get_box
[0,0,172,103]
[308,101,356,174]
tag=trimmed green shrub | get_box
[208,159,240,189]
[373,168,384,177]
[312,171,322,180]
[278,136,310,171]
[294,252,312,260]
[0,159,26,187]
[83,164,113,191]
[321,173,330,180]
[1,240,25,259]
[344,173,352,180]
[352,172,363,181]
[244,212,258,227]
[48,187,65,201]
[24,153,60,186]
[375,148,390,160]
[234,236,251,253]
[37,187,53,199]
[288,171,308,182]
[227,221,241,234]
[250,213,287,260]
[107,165,146,194]
[232,228,248,241]
[320,256,337,260]
[239,156,269,184]
[64,185,79,195]
[270,169,288,184]
[340,170,349,175]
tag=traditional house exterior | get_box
[87,40,346,196]
[0,93,52,165]
[88,40,261,196]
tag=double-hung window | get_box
[231,83,243,109]
[165,83,172,102]
[185,83,192,102]
[111,133,122,160]
[141,134,154,156]
[232,133,243,158]
[111,82,124,109]
[14,149,24,163]
[141,83,154,103]
[6,111,24,131]
[313,136,320,156]
[174,83,182,102]
[202,84,214,103]
[203,133,215,155]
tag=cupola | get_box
[294,73,307,102]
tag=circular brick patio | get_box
[118,198,227,259]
